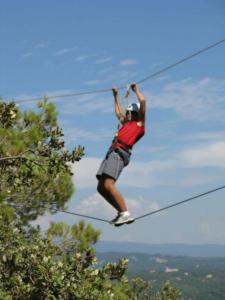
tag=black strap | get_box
[113,138,133,150]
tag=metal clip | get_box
[125,84,131,99]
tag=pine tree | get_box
[0,99,84,223]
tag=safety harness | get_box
[112,137,133,153]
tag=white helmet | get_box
[126,102,140,113]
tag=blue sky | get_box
[1,0,225,244]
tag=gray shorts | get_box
[96,147,131,181]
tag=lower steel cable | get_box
[50,184,225,223]
[9,184,225,224]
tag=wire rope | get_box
[10,37,225,104]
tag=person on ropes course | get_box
[96,83,146,226]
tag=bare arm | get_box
[131,83,146,124]
[112,87,125,123]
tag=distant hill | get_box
[96,241,225,257]
[97,252,225,300]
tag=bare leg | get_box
[97,175,128,212]
[97,181,119,211]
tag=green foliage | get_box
[0,289,12,300]
[47,220,101,253]
[129,277,153,299]
[0,210,182,299]
[0,210,131,299]
[0,99,84,223]
[155,281,183,300]
[0,99,183,299]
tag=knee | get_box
[102,179,114,193]
[97,177,115,194]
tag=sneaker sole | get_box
[114,219,135,227]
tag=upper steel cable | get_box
[9,37,225,104]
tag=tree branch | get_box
[0,149,40,163]
[0,155,25,162]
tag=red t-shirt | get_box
[112,121,145,150]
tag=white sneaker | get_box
[110,212,134,227]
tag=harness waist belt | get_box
[112,138,133,152]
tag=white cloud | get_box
[84,79,101,86]
[178,141,225,168]
[127,196,160,216]
[72,157,174,189]
[156,74,170,81]
[73,158,101,188]
[86,68,140,87]
[174,173,219,187]
[183,131,225,142]
[10,93,39,105]
[75,193,114,218]
[57,93,113,116]
[74,192,160,219]
[98,66,114,75]
[13,89,78,106]
[119,59,138,66]
[15,88,110,112]
[120,160,174,188]
[75,53,98,63]
[13,77,225,120]
[56,78,225,120]
[72,140,225,189]
[96,57,114,64]
[35,43,48,49]
[98,69,140,86]
[56,47,77,56]
[23,52,32,58]
[64,127,111,143]
[75,55,86,62]
[150,62,163,70]
[149,78,225,121]
[134,145,168,154]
